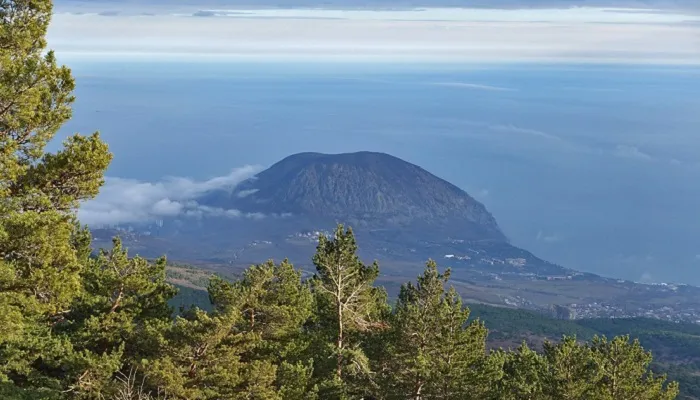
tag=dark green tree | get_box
[542,336,599,399]
[0,2,687,398]
[209,259,312,356]
[208,259,317,399]
[310,224,386,398]
[382,260,488,399]
[43,238,177,399]
[143,308,251,399]
[490,342,548,400]
[589,335,679,400]
[70,238,176,355]
[0,0,111,397]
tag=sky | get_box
[48,4,700,64]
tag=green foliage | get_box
[467,303,599,340]
[143,308,251,399]
[490,342,548,400]
[0,0,112,396]
[469,305,700,399]
[310,225,388,397]
[210,258,316,397]
[381,260,488,399]
[209,258,313,348]
[67,238,177,364]
[542,335,600,399]
[589,335,679,399]
[489,335,679,400]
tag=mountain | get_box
[201,151,506,242]
[155,151,569,278]
[91,152,700,321]
[94,151,570,275]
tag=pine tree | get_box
[210,259,312,354]
[432,285,487,399]
[208,259,317,399]
[143,307,253,399]
[589,335,679,400]
[71,238,176,353]
[491,342,548,400]
[0,0,111,396]
[383,260,488,400]
[36,239,175,398]
[542,336,599,399]
[310,224,386,398]
[48,238,176,398]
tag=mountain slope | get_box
[202,151,506,242]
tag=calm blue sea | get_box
[55,61,700,284]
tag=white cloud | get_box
[79,165,262,226]
[236,189,259,198]
[151,198,183,216]
[46,8,700,64]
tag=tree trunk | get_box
[109,284,124,313]
[413,377,423,400]
[337,301,344,379]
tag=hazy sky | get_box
[48,6,700,64]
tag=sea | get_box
[54,60,700,285]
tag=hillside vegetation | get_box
[169,277,700,399]
[466,305,700,400]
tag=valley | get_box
[93,221,700,324]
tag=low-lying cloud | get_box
[79,165,262,226]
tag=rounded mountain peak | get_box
[203,151,507,241]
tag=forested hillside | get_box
[465,305,700,400]
[0,1,687,399]
[169,276,700,399]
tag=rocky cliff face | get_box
[201,151,507,242]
